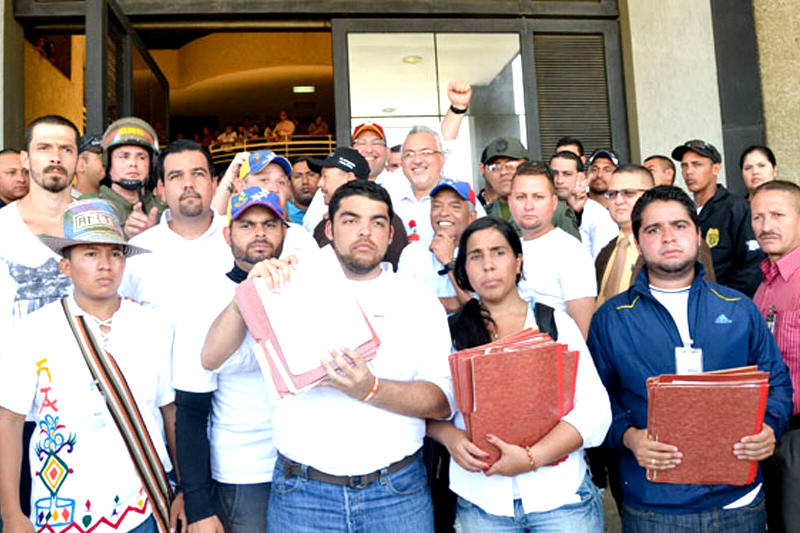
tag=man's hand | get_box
[224,152,250,188]
[623,427,682,470]
[186,515,224,533]
[734,423,775,461]
[484,434,530,477]
[320,348,373,401]
[169,492,186,533]
[567,173,589,213]
[447,81,472,111]
[429,232,457,267]
[124,202,159,238]
[246,255,298,291]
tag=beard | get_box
[334,240,383,277]
[232,239,282,269]
[177,190,204,217]
[32,165,70,193]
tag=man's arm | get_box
[322,348,450,419]
[440,81,471,142]
[210,152,248,216]
[0,406,32,532]
[565,296,594,339]
[201,301,248,371]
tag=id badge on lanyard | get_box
[675,341,703,375]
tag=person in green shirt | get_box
[482,136,580,240]
[82,117,165,238]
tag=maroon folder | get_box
[646,367,769,485]
[449,328,579,465]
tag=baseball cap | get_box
[587,149,620,168]
[40,199,149,257]
[482,137,528,164]
[239,150,292,180]
[79,134,103,154]
[671,139,722,164]
[352,123,386,141]
[227,187,288,227]
[307,148,370,180]
[430,178,477,206]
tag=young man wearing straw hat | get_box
[0,199,183,533]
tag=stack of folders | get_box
[449,328,579,465]
[234,248,380,398]
[646,366,769,485]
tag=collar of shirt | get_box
[760,244,800,283]
[226,264,249,283]
[156,208,224,242]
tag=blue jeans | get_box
[454,473,603,532]
[621,488,766,532]
[216,481,271,533]
[127,514,156,533]
[268,453,433,532]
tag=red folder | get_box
[646,367,769,485]
[235,279,380,396]
[449,328,579,464]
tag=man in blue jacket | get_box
[588,185,792,531]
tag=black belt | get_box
[279,450,421,489]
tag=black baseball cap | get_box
[79,134,103,154]
[671,139,722,164]
[481,137,528,164]
[587,149,620,168]
[307,148,370,180]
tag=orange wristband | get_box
[361,375,379,402]
[525,446,537,471]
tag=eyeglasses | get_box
[401,149,441,160]
[353,139,387,148]
[487,160,523,173]
[604,188,647,201]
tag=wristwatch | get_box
[438,261,456,276]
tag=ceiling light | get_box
[292,85,315,94]
[382,107,396,113]
[402,55,423,64]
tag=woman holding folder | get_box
[427,216,612,532]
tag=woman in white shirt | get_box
[428,216,611,532]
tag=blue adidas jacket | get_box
[588,264,792,513]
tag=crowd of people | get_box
[173,112,332,152]
[0,79,797,533]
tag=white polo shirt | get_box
[518,227,597,312]
[579,198,619,260]
[397,240,457,299]
[0,296,174,532]
[272,264,454,475]
[449,303,611,516]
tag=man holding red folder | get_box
[588,185,792,531]
[201,180,453,533]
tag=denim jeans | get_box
[268,453,434,533]
[621,488,766,533]
[216,481,271,533]
[453,473,603,533]
[127,514,156,533]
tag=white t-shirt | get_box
[449,300,611,516]
[579,198,619,260]
[301,189,326,234]
[518,228,597,312]
[396,241,457,299]
[0,296,174,532]
[649,285,692,347]
[271,264,454,475]
[0,202,72,343]
[203,275,276,484]
[120,210,232,392]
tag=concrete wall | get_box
[619,0,726,185]
[752,0,800,185]
[23,35,85,132]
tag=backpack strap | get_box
[533,302,559,341]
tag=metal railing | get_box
[209,135,337,166]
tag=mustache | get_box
[758,232,780,239]
[43,165,67,175]
[179,189,201,201]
